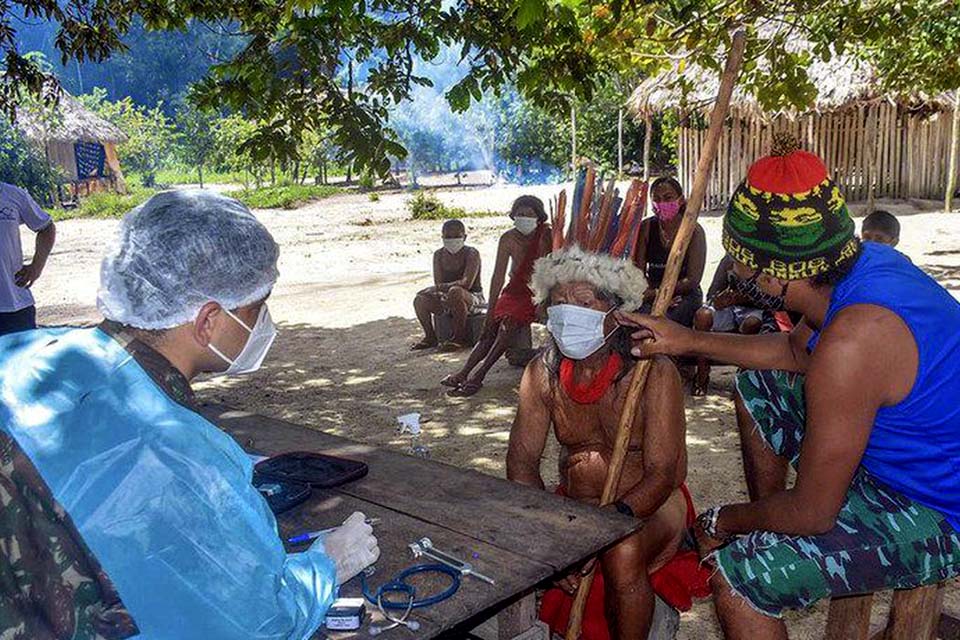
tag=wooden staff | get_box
[564,29,747,640]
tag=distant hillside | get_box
[17,18,246,112]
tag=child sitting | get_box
[861,209,900,247]
[412,219,484,352]
[441,196,551,397]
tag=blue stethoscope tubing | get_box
[360,562,461,610]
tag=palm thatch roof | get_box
[629,47,952,119]
[15,91,128,145]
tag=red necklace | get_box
[560,352,623,404]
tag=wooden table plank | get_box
[201,404,642,639]
[202,404,640,573]
[279,488,552,638]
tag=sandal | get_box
[411,338,438,351]
[438,340,468,353]
[441,374,466,388]
[447,381,482,397]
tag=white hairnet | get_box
[98,189,280,330]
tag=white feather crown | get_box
[531,246,648,310]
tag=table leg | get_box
[498,593,545,640]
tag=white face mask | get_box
[514,217,538,235]
[209,304,277,375]
[546,304,616,360]
[443,238,465,254]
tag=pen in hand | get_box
[287,518,380,545]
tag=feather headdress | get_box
[535,163,649,310]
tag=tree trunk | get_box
[198,163,204,189]
[947,93,960,213]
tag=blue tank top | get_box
[808,242,960,530]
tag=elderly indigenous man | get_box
[411,219,484,351]
[508,243,705,640]
[620,139,960,639]
[443,195,551,396]
[0,190,379,640]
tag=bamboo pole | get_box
[643,114,653,182]
[947,94,959,212]
[563,29,748,640]
[618,108,625,178]
[572,104,578,173]
[866,104,880,213]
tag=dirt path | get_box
[30,184,960,638]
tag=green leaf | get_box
[516,0,547,30]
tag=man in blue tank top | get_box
[619,136,960,639]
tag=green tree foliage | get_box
[7,0,957,183]
[0,120,60,203]
[175,100,219,187]
[810,0,959,96]
[79,88,175,186]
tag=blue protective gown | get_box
[0,327,337,639]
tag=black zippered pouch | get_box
[254,451,368,488]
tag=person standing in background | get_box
[0,182,55,335]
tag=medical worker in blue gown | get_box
[0,190,379,639]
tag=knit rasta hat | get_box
[723,134,857,280]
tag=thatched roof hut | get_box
[15,92,128,196]
[629,51,959,210]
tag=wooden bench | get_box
[825,583,959,640]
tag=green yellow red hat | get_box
[723,134,858,280]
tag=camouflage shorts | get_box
[713,369,960,618]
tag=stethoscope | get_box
[360,563,461,635]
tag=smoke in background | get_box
[387,45,568,185]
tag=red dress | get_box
[491,224,547,325]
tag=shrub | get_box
[234,183,342,209]
[407,191,503,220]
[51,187,154,221]
[407,191,466,220]
[0,121,60,205]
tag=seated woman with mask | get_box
[634,177,706,326]
[442,195,551,397]
[0,190,379,640]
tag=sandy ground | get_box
[29,182,960,639]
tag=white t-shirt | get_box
[0,183,52,313]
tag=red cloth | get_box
[560,353,623,405]
[492,224,547,324]
[539,485,712,640]
[773,310,794,333]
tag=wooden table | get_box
[200,404,641,640]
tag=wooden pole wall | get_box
[669,100,960,207]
